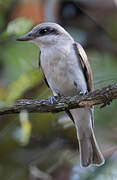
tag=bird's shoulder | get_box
[73,42,93,92]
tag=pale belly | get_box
[41,57,87,96]
[40,45,87,96]
[47,70,76,96]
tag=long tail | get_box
[71,108,104,167]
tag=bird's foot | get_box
[48,96,58,104]
[48,91,65,104]
[79,90,88,96]
[100,94,113,108]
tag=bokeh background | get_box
[0,0,117,179]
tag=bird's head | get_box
[17,22,74,48]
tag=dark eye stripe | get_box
[34,27,59,37]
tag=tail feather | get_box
[79,131,104,167]
[70,108,104,167]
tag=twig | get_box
[0,83,117,116]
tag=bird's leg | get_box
[48,96,58,104]
[48,91,64,104]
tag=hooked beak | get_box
[16,32,34,41]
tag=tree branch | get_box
[0,83,117,116]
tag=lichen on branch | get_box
[0,83,117,116]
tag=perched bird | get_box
[17,22,104,167]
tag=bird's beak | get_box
[16,32,34,41]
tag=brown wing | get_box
[73,42,94,127]
[73,43,93,92]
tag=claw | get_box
[79,90,88,96]
[48,96,58,104]
[84,90,88,95]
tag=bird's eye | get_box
[39,28,48,36]
[36,27,59,37]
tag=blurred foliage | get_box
[105,15,117,41]
[6,18,33,36]
[13,110,32,146]
[5,69,41,104]
[0,1,117,180]
[0,0,11,13]
[0,18,33,40]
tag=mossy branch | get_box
[0,83,117,116]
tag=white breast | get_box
[40,43,87,96]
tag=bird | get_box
[17,22,104,167]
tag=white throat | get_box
[33,32,74,50]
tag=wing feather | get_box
[74,43,93,92]
[73,43,94,127]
